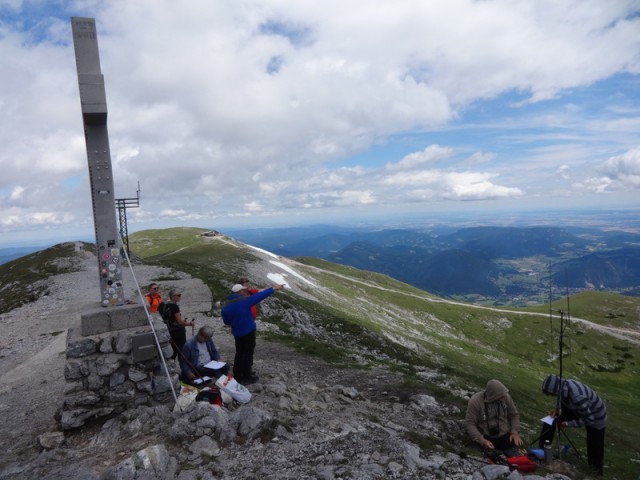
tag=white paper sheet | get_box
[192,376,211,385]
[203,360,226,370]
[541,415,555,425]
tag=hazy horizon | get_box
[2,206,639,251]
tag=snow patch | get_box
[247,244,279,259]
[269,260,317,287]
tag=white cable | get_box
[119,240,181,409]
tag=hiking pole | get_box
[459,451,517,471]
[458,452,491,467]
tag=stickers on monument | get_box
[108,264,116,271]
[103,253,110,260]
[111,249,119,256]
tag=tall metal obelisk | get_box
[71,17,124,306]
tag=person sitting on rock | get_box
[180,326,229,383]
[465,379,524,453]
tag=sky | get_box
[1,0,640,247]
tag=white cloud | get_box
[578,177,614,194]
[0,0,639,242]
[557,164,570,180]
[9,186,24,201]
[596,146,640,189]
[160,209,188,217]
[0,210,76,228]
[464,152,496,166]
[387,145,454,170]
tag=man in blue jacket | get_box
[180,326,229,383]
[222,282,284,384]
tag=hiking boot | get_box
[243,374,259,385]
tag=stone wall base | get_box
[61,305,179,430]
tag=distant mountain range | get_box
[226,224,640,304]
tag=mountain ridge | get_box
[228,224,640,305]
[0,229,638,479]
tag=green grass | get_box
[126,228,640,478]
[0,242,90,314]
[524,291,640,330]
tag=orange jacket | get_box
[145,293,163,313]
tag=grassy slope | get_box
[0,242,90,314]
[122,229,640,477]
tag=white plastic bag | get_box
[215,374,252,404]
[174,384,198,412]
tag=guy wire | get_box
[119,235,181,409]
[548,264,555,360]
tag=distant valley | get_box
[226,224,640,306]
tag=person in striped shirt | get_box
[539,374,607,475]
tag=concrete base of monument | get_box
[80,303,150,336]
[62,305,179,430]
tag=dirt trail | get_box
[303,261,640,345]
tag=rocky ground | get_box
[0,247,582,480]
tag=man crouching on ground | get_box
[465,379,524,452]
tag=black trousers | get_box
[169,327,187,359]
[538,409,605,475]
[484,433,517,452]
[233,329,256,381]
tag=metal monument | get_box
[71,17,124,306]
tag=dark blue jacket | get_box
[222,288,275,337]
[180,335,221,379]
